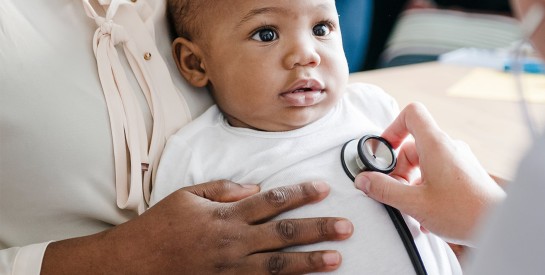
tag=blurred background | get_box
[337,0,516,72]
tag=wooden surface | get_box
[349,62,545,181]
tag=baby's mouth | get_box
[281,88,326,107]
[292,87,313,93]
[281,79,326,107]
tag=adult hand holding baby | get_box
[42,180,352,274]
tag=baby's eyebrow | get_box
[237,6,287,28]
[236,3,334,29]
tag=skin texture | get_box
[173,0,349,131]
[355,0,544,246]
[42,181,353,274]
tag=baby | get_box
[151,0,461,273]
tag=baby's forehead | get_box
[202,0,337,22]
[192,0,338,35]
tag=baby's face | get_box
[198,0,348,131]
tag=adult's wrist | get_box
[41,229,116,274]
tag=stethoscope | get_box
[341,135,427,275]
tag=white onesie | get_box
[151,83,462,274]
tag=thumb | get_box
[354,172,418,213]
[182,180,260,203]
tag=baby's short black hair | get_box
[168,0,213,40]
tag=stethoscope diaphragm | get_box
[341,134,397,181]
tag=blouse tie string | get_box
[82,0,192,213]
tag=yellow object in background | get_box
[447,68,545,103]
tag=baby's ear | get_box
[172,37,208,87]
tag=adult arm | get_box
[354,103,505,245]
[41,180,352,274]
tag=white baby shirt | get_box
[151,83,462,274]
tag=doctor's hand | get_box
[42,180,352,275]
[354,103,505,245]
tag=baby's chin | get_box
[224,101,337,132]
[261,110,333,132]
[226,117,313,132]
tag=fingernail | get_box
[355,175,370,194]
[334,220,353,235]
[322,252,341,266]
[313,181,329,193]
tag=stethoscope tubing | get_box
[341,137,427,275]
[384,205,428,275]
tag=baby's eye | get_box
[313,23,331,37]
[251,28,278,42]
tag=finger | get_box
[354,171,421,216]
[398,139,420,167]
[390,139,420,183]
[248,218,353,253]
[382,102,442,148]
[235,181,330,224]
[182,180,260,203]
[241,251,342,274]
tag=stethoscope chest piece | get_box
[341,135,397,181]
[341,134,427,275]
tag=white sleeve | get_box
[150,136,197,206]
[0,242,51,275]
[150,106,221,206]
[465,134,545,274]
